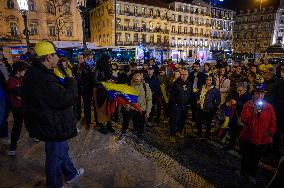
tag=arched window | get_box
[7,0,14,9]
[10,22,18,36]
[28,0,35,11]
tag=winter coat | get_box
[131,81,152,115]
[77,63,94,94]
[240,100,276,145]
[169,77,193,107]
[144,74,161,105]
[198,86,221,111]
[6,76,23,109]
[22,62,78,142]
[215,76,231,104]
[236,91,252,116]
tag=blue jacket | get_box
[198,86,221,111]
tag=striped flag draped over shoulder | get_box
[101,82,142,114]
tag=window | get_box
[184,38,187,46]
[134,33,138,42]
[116,4,120,14]
[125,33,130,42]
[46,2,55,14]
[142,34,146,43]
[7,0,14,9]
[172,26,175,33]
[124,19,130,27]
[156,10,160,17]
[28,0,35,11]
[124,4,129,13]
[48,24,56,36]
[178,38,182,46]
[205,39,208,46]
[195,28,198,34]
[116,33,121,41]
[10,22,18,36]
[150,35,154,43]
[150,22,154,30]
[134,6,138,14]
[142,21,146,31]
[194,39,198,46]
[66,24,73,37]
[64,3,71,15]
[133,20,138,29]
[178,15,182,22]
[200,38,203,46]
[150,9,153,17]
[184,27,187,34]
[178,26,181,34]
[142,7,146,16]
[157,35,161,43]
[190,38,193,46]
[171,37,175,45]
[30,22,38,35]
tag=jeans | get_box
[121,109,145,137]
[10,108,24,150]
[0,89,9,139]
[170,106,188,136]
[45,141,77,188]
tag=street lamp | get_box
[77,0,88,50]
[17,0,30,46]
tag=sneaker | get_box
[8,150,16,156]
[169,136,176,143]
[66,168,85,184]
[31,138,40,143]
[116,134,126,144]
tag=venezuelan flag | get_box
[101,82,142,114]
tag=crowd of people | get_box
[0,40,284,187]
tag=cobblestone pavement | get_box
[137,119,276,188]
[0,117,210,188]
[0,115,277,188]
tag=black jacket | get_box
[189,71,207,90]
[169,77,193,106]
[77,63,94,94]
[22,62,77,141]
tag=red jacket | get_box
[240,100,276,145]
[7,76,23,108]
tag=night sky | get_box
[87,0,281,10]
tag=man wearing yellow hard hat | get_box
[22,41,84,187]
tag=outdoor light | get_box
[77,0,86,7]
[77,0,88,50]
[17,0,30,45]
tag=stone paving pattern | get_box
[0,114,277,188]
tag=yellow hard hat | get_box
[35,41,56,57]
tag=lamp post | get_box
[17,0,30,46]
[77,0,88,50]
